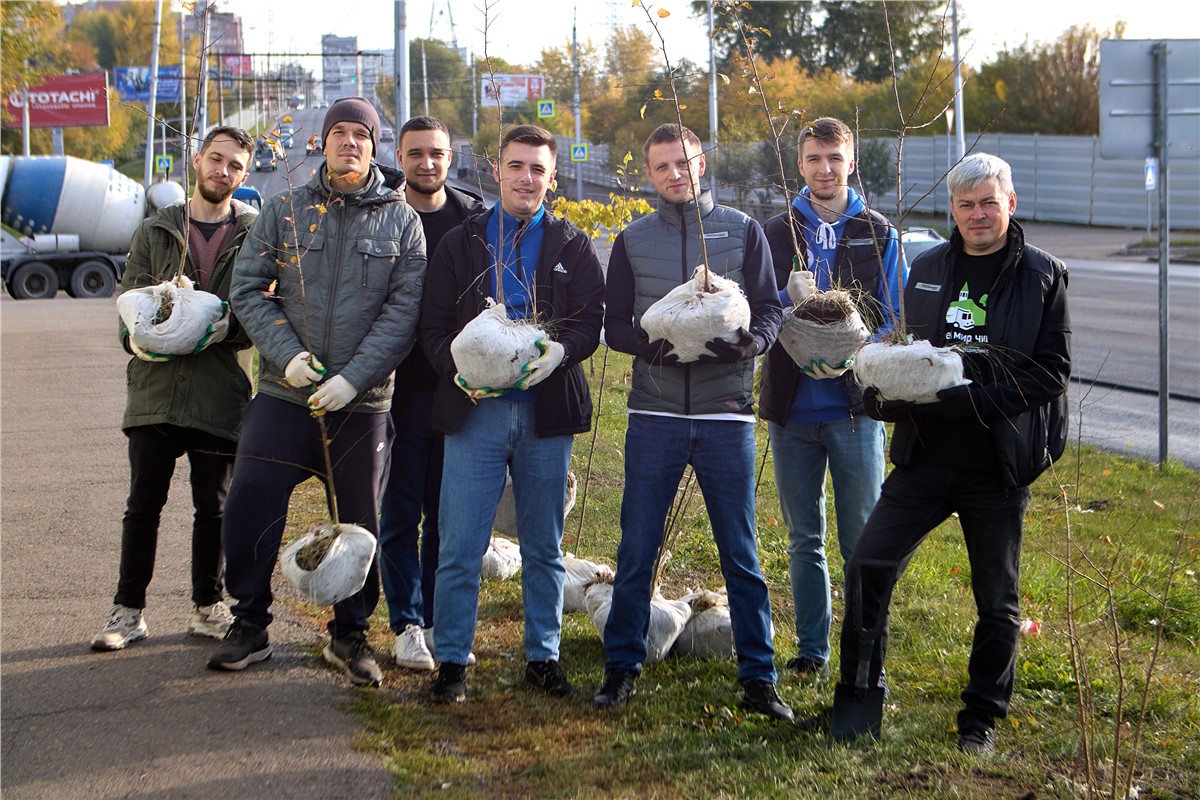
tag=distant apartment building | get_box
[322,35,360,101]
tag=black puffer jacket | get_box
[418,206,605,437]
[873,220,1071,488]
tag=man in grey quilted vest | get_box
[595,123,791,720]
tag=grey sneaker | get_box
[91,605,148,651]
[393,624,435,671]
[323,632,383,687]
[189,601,234,639]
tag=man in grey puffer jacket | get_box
[209,97,427,688]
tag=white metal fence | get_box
[872,133,1200,230]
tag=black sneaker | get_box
[525,659,575,698]
[322,632,383,687]
[957,726,996,754]
[592,668,637,708]
[785,656,829,678]
[207,618,271,671]
[740,679,796,721]
[432,663,467,703]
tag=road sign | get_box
[1099,39,1200,160]
[1145,157,1158,190]
[155,155,173,174]
[538,100,555,118]
[570,144,588,163]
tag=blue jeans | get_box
[769,416,886,663]
[839,455,1030,729]
[603,414,777,684]
[378,390,442,632]
[432,396,574,665]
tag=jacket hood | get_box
[793,186,865,229]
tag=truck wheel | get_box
[67,260,117,298]
[9,261,59,299]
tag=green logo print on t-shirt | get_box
[946,282,988,332]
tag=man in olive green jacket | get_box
[92,126,257,653]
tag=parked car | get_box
[233,185,263,210]
[901,227,948,264]
[379,127,394,144]
[253,141,276,172]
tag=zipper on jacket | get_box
[322,198,345,363]
[678,207,692,417]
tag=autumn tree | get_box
[696,0,946,81]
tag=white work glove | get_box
[802,358,852,380]
[194,302,231,352]
[308,374,358,414]
[285,351,325,387]
[128,336,175,363]
[454,373,509,401]
[786,270,817,304]
[516,339,565,390]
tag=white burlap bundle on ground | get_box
[778,291,870,369]
[640,266,751,362]
[480,535,522,580]
[492,469,577,539]
[280,523,376,606]
[116,274,225,355]
[673,589,735,659]
[585,581,692,664]
[450,300,545,390]
[854,339,969,403]
[562,554,615,614]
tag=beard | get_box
[407,175,446,196]
[196,177,234,205]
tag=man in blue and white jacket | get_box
[759,117,906,680]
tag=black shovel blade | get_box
[830,682,885,742]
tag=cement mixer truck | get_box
[0,155,183,299]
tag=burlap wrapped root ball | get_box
[451,299,546,390]
[673,589,735,659]
[280,523,376,606]
[640,266,751,363]
[481,535,522,580]
[585,578,692,664]
[853,338,970,403]
[116,274,225,355]
[778,290,870,369]
[562,554,615,614]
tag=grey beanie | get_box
[321,97,380,158]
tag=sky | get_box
[231,0,1200,77]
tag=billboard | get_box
[480,74,545,107]
[113,65,182,103]
[4,72,110,128]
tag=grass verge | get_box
[280,347,1199,799]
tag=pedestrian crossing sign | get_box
[538,100,555,118]
[570,144,588,163]
[155,155,173,174]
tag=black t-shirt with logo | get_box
[915,248,1008,471]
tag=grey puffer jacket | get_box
[231,163,427,413]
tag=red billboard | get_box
[4,72,110,129]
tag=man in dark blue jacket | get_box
[378,116,484,673]
[825,153,1070,753]
[418,125,604,704]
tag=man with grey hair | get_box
[816,152,1070,752]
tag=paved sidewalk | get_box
[0,297,394,799]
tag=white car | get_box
[901,227,948,264]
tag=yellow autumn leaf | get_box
[639,103,648,119]
[679,103,687,110]
[309,223,317,232]
[654,89,663,99]
[658,8,670,17]
[315,203,327,214]
[282,115,294,124]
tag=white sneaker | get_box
[189,601,234,639]
[392,624,435,671]
[91,605,149,651]
[422,626,476,666]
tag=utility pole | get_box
[143,0,164,187]
[949,0,965,159]
[572,6,582,201]
[179,9,187,148]
[707,0,719,197]
[395,1,410,125]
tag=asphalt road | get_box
[0,296,394,800]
